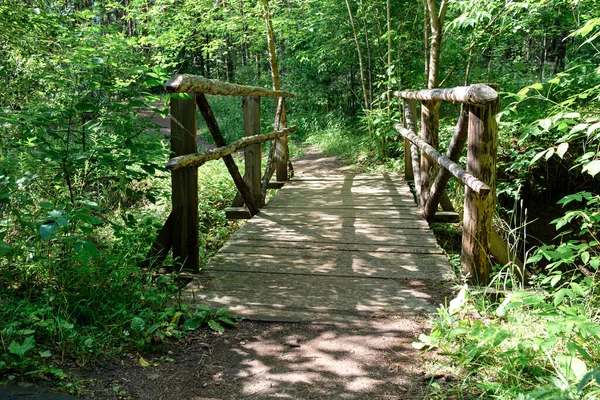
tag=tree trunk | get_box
[345,0,369,111]
[261,0,289,181]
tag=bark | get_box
[260,0,289,181]
[394,124,491,196]
[345,0,369,110]
[395,84,498,105]
[425,0,449,89]
[165,74,294,98]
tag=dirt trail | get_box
[1,147,448,400]
[69,149,445,400]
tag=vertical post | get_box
[420,100,439,207]
[243,96,263,206]
[274,102,288,181]
[461,99,498,285]
[170,93,199,271]
[402,100,417,181]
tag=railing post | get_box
[461,98,499,285]
[274,102,288,181]
[420,100,440,207]
[243,96,263,206]
[170,93,199,271]
[403,99,417,181]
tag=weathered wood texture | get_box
[181,173,454,323]
[170,94,199,271]
[243,96,263,207]
[420,100,439,207]
[195,93,259,216]
[403,100,422,205]
[394,124,490,195]
[165,74,294,98]
[461,101,499,285]
[403,99,417,182]
[423,106,469,222]
[166,126,297,171]
[395,84,498,105]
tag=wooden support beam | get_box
[402,100,417,181]
[165,126,297,170]
[195,93,260,216]
[403,100,422,206]
[395,84,498,105]
[461,99,499,285]
[170,94,199,271]
[394,124,490,195]
[262,97,285,196]
[166,74,294,98]
[423,106,469,222]
[274,99,289,181]
[420,100,440,208]
[243,96,263,207]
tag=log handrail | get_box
[393,124,491,195]
[166,74,295,98]
[395,84,498,105]
[165,126,298,170]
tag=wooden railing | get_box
[394,84,525,286]
[145,74,295,272]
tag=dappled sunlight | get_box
[218,321,423,397]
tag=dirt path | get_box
[1,147,448,400]
[67,148,448,400]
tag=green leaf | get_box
[0,241,12,255]
[581,251,590,264]
[207,320,225,333]
[74,102,98,112]
[556,143,569,158]
[571,282,586,297]
[582,160,600,177]
[182,318,202,331]
[587,122,600,137]
[39,350,52,358]
[218,316,236,326]
[539,119,552,131]
[40,222,59,240]
[130,317,145,334]
[8,336,36,358]
[556,355,588,382]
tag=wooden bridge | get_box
[147,75,524,323]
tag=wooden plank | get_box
[221,239,444,254]
[231,225,438,245]
[431,211,460,223]
[225,207,252,220]
[208,251,453,281]
[250,214,431,228]
[170,94,199,271]
[255,208,426,220]
[182,271,438,322]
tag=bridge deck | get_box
[182,173,454,324]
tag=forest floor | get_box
[1,128,453,400]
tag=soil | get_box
[0,128,451,400]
